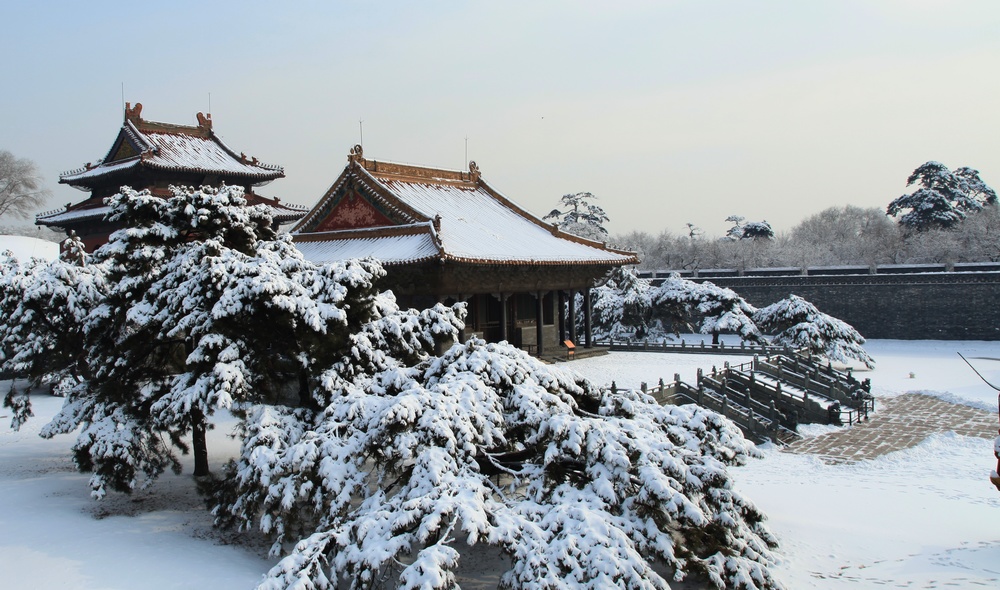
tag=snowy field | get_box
[3,338,1000,588]
[0,235,59,262]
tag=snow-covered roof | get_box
[59,102,283,188]
[36,193,307,227]
[293,223,442,265]
[292,147,638,267]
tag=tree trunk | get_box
[712,331,720,346]
[191,407,210,477]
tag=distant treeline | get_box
[613,205,1000,271]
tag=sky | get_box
[3,0,1000,238]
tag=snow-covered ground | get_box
[3,338,1000,589]
[0,235,60,262]
[567,338,1000,589]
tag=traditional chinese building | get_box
[37,102,307,251]
[292,146,638,354]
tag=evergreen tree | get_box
[588,266,655,339]
[31,185,393,496]
[0,248,106,429]
[887,161,997,231]
[693,281,764,346]
[650,275,763,345]
[544,192,610,240]
[754,294,874,368]
[214,339,782,590]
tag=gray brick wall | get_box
[698,273,1000,340]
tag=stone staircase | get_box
[625,352,873,445]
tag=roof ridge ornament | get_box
[349,144,364,163]
[469,161,480,182]
[125,102,143,123]
[196,111,213,131]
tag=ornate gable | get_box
[108,134,140,162]
[313,183,395,231]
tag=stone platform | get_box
[784,393,998,463]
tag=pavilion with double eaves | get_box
[37,102,307,251]
[292,146,638,355]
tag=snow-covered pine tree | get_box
[887,161,997,231]
[544,192,611,241]
[35,184,412,497]
[649,273,700,336]
[740,221,774,241]
[588,266,655,339]
[754,294,874,368]
[213,338,783,590]
[649,275,763,345]
[692,281,764,346]
[0,249,107,429]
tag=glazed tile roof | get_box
[293,223,441,265]
[60,103,283,188]
[292,149,638,267]
[36,192,307,226]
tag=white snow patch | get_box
[0,235,59,262]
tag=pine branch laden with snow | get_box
[588,267,657,340]
[693,282,765,345]
[754,295,875,369]
[0,251,107,428]
[544,192,610,239]
[647,274,764,345]
[16,184,456,498]
[886,161,998,232]
[214,338,782,590]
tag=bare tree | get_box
[0,150,51,220]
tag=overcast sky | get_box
[3,1,999,237]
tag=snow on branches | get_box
[887,161,997,231]
[588,269,763,345]
[754,295,874,368]
[0,250,107,428]
[544,192,610,241]
[5,184,462,498]
[213,338,782,590]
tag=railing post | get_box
[769,400,777,422]
[611,381,617,394]
[697,368,703,386]
[641,382,647,393]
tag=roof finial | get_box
[196,111,212,131]
[469,161,481,182]
[349,144,364,163]
[125,102,143,123]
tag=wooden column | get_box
[568,290,578,344]
[535,291,544,356]
[557,290,566,343]
[499,292,508,343]
[584,288,593,348]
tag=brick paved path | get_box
[784,393,999,463]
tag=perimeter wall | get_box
[642,265,1000,340]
